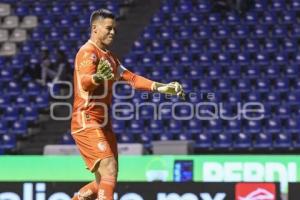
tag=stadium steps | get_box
[19,95,72,154]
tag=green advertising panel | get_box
[0,155,297,193]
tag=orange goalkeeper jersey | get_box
[71,40,154,134]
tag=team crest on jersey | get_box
[79,60,93,68]
[97,142,107,152]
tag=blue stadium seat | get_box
[226,39,240,53]
[198,78,212,92]
[197,0,211,13]
[214,133,232,149]
[15,5,30,16]
[168,67,183,79]
[141,53,155,67]
[254,0,268,12]
[234,132,251,149]
[123,54,137,66]
[291,0,300,11]
[195,133,212,148]
[15,95,30,108]
[178,1,193,13]
[282,11,296,25]
[236,78,251,92]
[3,106,19,121]
[0,95,10,108]
[158,103,172,119]
[187,119,202,134]
[253,25,268,39]
[263,39,278,53]
[226,12,240,25]
[255,78,270,92]
[127,120,144,134]
[272,25,288,39]
[169,40,183,53]
[23,106,38,122]
[179,53,193,65]
[188,13,202,25]
[226,120,241,134]
[26,81,42,96]
[216,52,232,65]
[208,13,221,25]
[11,120,27,136]
[214,25,230,39]
[294,79,300,91]
[291,25,300,38]
[283,39,297,53]
[199,52,212,65]
[207,39,222,53]
[270,0,286,11]
[265,91,281,106]
[169,13,184,25]
[273,133,291,149]
[119,133,134,143]
[235,52,250,65]
[112,120,125,134]
[188,40,202,53]
[253,132,272,149]
[180,79,193,91]
[148,120,164,134]
[132,40,145,53]
[1,134,16,150]
[244,120,262,134]
[274,78,289,92]
[244,39,259,53]
[225,65,241,78]
[0,120,8,135]
[234,25,249,39]
[265,64,280,78]
[167,119,182,134]
[245,65,260,78]
[265,117,282,134]
[244,12,258,25]
[227,91,242,104]
[158,132,173,141]
[138,132,153,147]
[177,26,193,39]
[197,25,211,39]
[139,105,156,120]
[216,78,232,92]
[245,91,261,102]
[285,117,300,134]
[207,119,223,134]
[262,11,278,25]
[61,131,75,144]
[151,40,165,54]
[160,26,174,40]
[0,69,13,82]
[284,64,299,77]
[34,94,49,109]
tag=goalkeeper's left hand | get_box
[152,81,185,99]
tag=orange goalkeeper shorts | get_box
[72,128,118,172]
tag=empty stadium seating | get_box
[2,0,300,153]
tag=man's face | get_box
[93,18,116,47]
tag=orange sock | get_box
[72,181,98,200]
[97,176,116,200]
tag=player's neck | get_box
[89,37,108,52]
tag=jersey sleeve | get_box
[75,49,99,91]
[118,64,154,91]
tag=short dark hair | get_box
[90,9,115,27]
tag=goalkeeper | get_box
[71,9,184,200]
